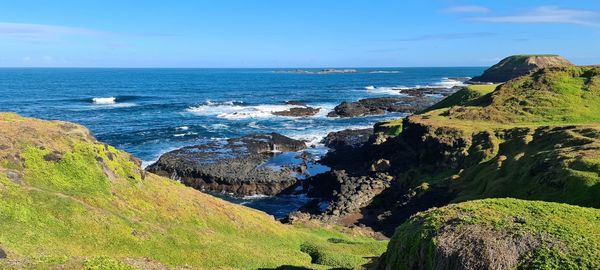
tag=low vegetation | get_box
[381,198,600,270]
[0,113,386,269]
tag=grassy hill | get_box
[374,65,600,269]
[430,66,600,125]
[380,198,600,270]
[0,113,386,269]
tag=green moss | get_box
[300,242,365,269]
[375,119,404,136]
[21,144,111,197]
[83,257,135,270]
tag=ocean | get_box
[0,67,485,217]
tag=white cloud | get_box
[443,5,491,14]
[0,22,102,40]
[473,6,600,26]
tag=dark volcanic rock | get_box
[284,100,307,106]
[273,106,320,117]
[470,55,572,83]
[327,94,453,118]
[322,128,374,151]
[316,170,393,217]
[146,133,306,196]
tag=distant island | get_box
[274,68,357,74]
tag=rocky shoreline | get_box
[146,133,308,196]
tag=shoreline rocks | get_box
[322,128,374,151]
[273,106,320,117]
[146,133,307,196]
[327,89,456,118]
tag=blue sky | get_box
[1,0,599,67]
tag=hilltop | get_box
[0,113,386,269]
[470,55,573,83]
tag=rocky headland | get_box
[469,54,573,83]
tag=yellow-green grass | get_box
[430,66,600,125]
[0,113,386,269]
[421,83,499,114]
[375,84,499,136]
[382,198,600,270]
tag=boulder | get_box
[273,106,320,117]
[322,128,374,151]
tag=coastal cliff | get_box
[292,64,600,269]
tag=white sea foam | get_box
[247,121,264,129]
[173,132,198,137]
[433,77,468,88]
[369,71,401,74]
[365,86,407,95]
[201,123,230,132]
[364,77,468,96]
[92,97,117,104]
[186,100,330,120]
[176,126,189,131]
[242,194,270,200]
[286,124,375,148]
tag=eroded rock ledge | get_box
[147,133,306,196]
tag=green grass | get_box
[382,198,600,270]
[428,66,600,125]
[0,113,387,269]
[421,84,498,113]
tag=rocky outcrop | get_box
[322,128,374,151]
[273,106,320,117]
[146,133,306,196]
[470,55,572,83]
[327,88,457,118]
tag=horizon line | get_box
[0,65,489,69]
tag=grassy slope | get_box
[383,198,600,270]
[435,66,600,124]
[0,113,386,269]
[375,84,498,136]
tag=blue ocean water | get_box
[0,67,485,217]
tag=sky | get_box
[1,0,599,67]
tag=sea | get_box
[0,67,485,217]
